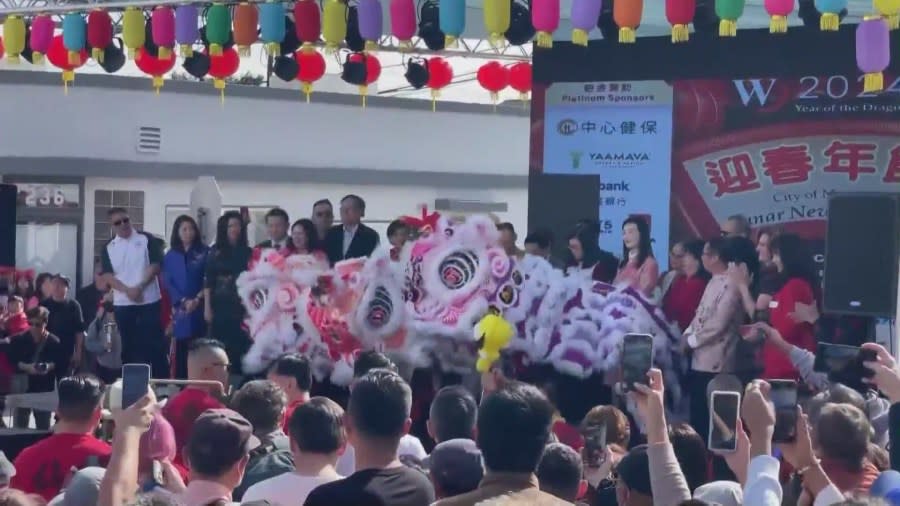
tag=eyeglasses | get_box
[113,217,131,227]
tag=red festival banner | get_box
[671,74,900,249]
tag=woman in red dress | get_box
[762,234,818,380]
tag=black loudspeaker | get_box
[823,193,900,317]
[527,174,600,263]
[0,184,16,268]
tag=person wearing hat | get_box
[429,439,484,500]
[175,408,260,505]
[40,274,86,374]
[48,467,106,506]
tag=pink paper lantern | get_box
[764,0,793,32]
[152,6,176,59]
[30,15,54,64]
[532,0,560,48]
[390,0,417,48]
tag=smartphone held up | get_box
[770,379,799,443]
[121,363,151,409]
[708,391,740,452]
[621,333,654,391]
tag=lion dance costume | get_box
[237,209,683,400]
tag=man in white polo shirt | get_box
[100,207,168,377]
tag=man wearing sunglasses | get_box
[99,207,168,377]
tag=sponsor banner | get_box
[671,75,900,284]
[543,81,674,261]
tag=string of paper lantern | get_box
[426,56,453,110]
[667,0,695,42]
[3,15,25,63]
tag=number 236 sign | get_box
[17,184,78,209]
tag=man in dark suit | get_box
[256,208,292,252]
[325,195,379,265]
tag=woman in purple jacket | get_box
[162,215,209,378]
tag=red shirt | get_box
[663,274,708,332]
[552,420,585,451]
[282,399,305,436]
[10,433,112,501]
[161,387,224,463]
[763,278,817,380]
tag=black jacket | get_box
[325,223,379,265]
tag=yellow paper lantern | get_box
[483,0,511,47]
[3,16,26,63]
[322,0,348,52]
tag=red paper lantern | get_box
[135,47,177,93]
[425,57,453,110]
[476,61,509,103]
[294,0,321,46]
[295,48,327,101]
[87,10,113,62]
[205,47,241,102]
[0,38,4,60]
[347,52,380,107]
[508,62,532,100]
[47,35,88,92]
[365,53,381,84]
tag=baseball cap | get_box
[186,409,260,466]
[48,467,105,506]
[429,439,484,496]
[694,480,743,506]
[616,444,652,496]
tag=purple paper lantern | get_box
[357,0,383,51]
[176,5,200,57]
[571,0,602,46]
[856,16,890,92]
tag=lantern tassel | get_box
[718,19,737,36]
[62,70,75,95]
[266,42,281,56]
[180,44,194,57]
[489,32,505,48]
[210,43,222,56]
[519,92,528,104]
[863,72,884,93]
[92,48,104,62]
[6,55,20,64]
[445,35,459,47]
[359,85,368,108]
[671,24,689,43]
[127,47,136,59]
[238,45,251,57]
[536,31,553,48]
[769,15,787,33]
[32,52,44,65]
[214,78,226,106]
[888,14,899,29]
[431,89,441,112]
[365,40,379,53]
[302,82,313,103]
[398,39,413,50]
[325,42,339,54]
[153,75,164,94]
[68,50,80,65]
[159,46,172,59]
[618,27,636,43]
[572,28,589,46]
[820,12,839,31]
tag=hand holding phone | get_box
[814,343,876,392]
[709,391,741,452]
[582,424,607,468]
[121,363,151,409]
[621,334,653,392]
[769,380,799,443]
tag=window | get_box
[94,190,145,258]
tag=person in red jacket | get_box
[11,376,111,501]
[762,234,819,380]
[662,240,710,332]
